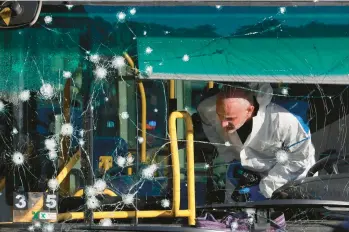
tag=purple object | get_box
[267,211,286,232]
[197,211,288,231]
[196,212,253,231]
[196,213,228,230]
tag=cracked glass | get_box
[0,2,349,231]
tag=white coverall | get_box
[197,83,316,201]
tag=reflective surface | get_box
[0,3,348,230]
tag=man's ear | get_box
[247,105,255,117]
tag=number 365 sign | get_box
[43,193,58,210]
[13,192,58,223]
[13,192,58,210]
[13,193,28,210]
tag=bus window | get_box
[0,3,349,230]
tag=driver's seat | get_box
[272,149,349,200]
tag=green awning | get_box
[138,37,349,84]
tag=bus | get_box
[0,1,349,231]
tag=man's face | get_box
[216,97,254,134]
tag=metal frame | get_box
[60,0,349,6]
[138,81,147,163]
[169,111,196,225]
[124,53,147,164]
[169,80,175,100]
[197,199,349,209]
[147,73,349,85]
[58,111,196,226]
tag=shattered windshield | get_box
[0,3,349,231]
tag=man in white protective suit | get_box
[197,83,316,202]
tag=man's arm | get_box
[259,113,315,198]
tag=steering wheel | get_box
[306,152,348,177]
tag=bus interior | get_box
[0,1,349,231]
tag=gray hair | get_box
[217,85,254,106]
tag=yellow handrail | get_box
[58,210,189,221]
[169,111,196,225]
[169,80,175,99]
[127,153,133,175]
[56,150,81,186]
[123,52,138,74]
[21,150,81,221]
[0,177,5,192]
[57,111,196,226]
[208,81,214,89]
[61,77,72,194]
[138,81,147,163]
[124,52,147,163]
[98,156,113,172]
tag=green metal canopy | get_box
[137,37,349,84]
[1,4,349,93]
